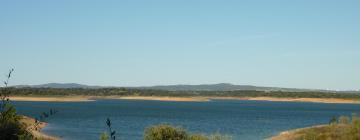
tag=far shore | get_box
[9,96,360,104]
[236,97,360,104]
[10,96,95,102]
[98,96,210,102]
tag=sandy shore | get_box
[246,97,360,104]
[10,96,95,102]
[9,96,360,104]
[209,96,360,104]
[10,96,209,102]
[20,116,58,140]
[97,96,210,102]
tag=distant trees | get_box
[8,87,360,99]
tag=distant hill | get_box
[15,83,102,89]
[137,83,321,92]
[14,83,354,93]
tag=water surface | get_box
[13,100,360,140]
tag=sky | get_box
[0,0,359,90]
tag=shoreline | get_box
[9,96,360,104]
[97,96,210,102]
[10,96,95,102]
[20,116,58,140]
[233,97,360,104]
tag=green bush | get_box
[0,104,33,140]
[143,124,231,140]
[144,124,188,140]
[0,69,34,140]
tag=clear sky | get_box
[0,0,359,90]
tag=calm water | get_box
[12,99,360,140]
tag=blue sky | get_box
[0,0,359,90]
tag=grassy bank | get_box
[268,115,360,140]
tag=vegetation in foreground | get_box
[143,124,231,140]
[0,69,33,139]
[100,120,231,140]
[272,115,360,140]
[0,69,56,140]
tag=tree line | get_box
[5,87,360,99]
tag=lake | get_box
[13,99,360,140]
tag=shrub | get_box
[298,115,360,140]
[0,69,33,139]
[143,124,231,140]
[100,132,109,140]
[0,105,34,139]
[350,115,360,139]
[189,134,209,140]
[144,124,188,140]
[339,116,350,124]
[0,69,57,140]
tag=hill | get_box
[138,83,324,92]
[14,83,355,93]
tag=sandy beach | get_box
[10,96,95,102]
[209,96,360,104]
[96,96,210,102]
[246,97,360,104]
[9,96,360,104]
[9,96,209,102]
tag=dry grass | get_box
[269,115,360,140]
